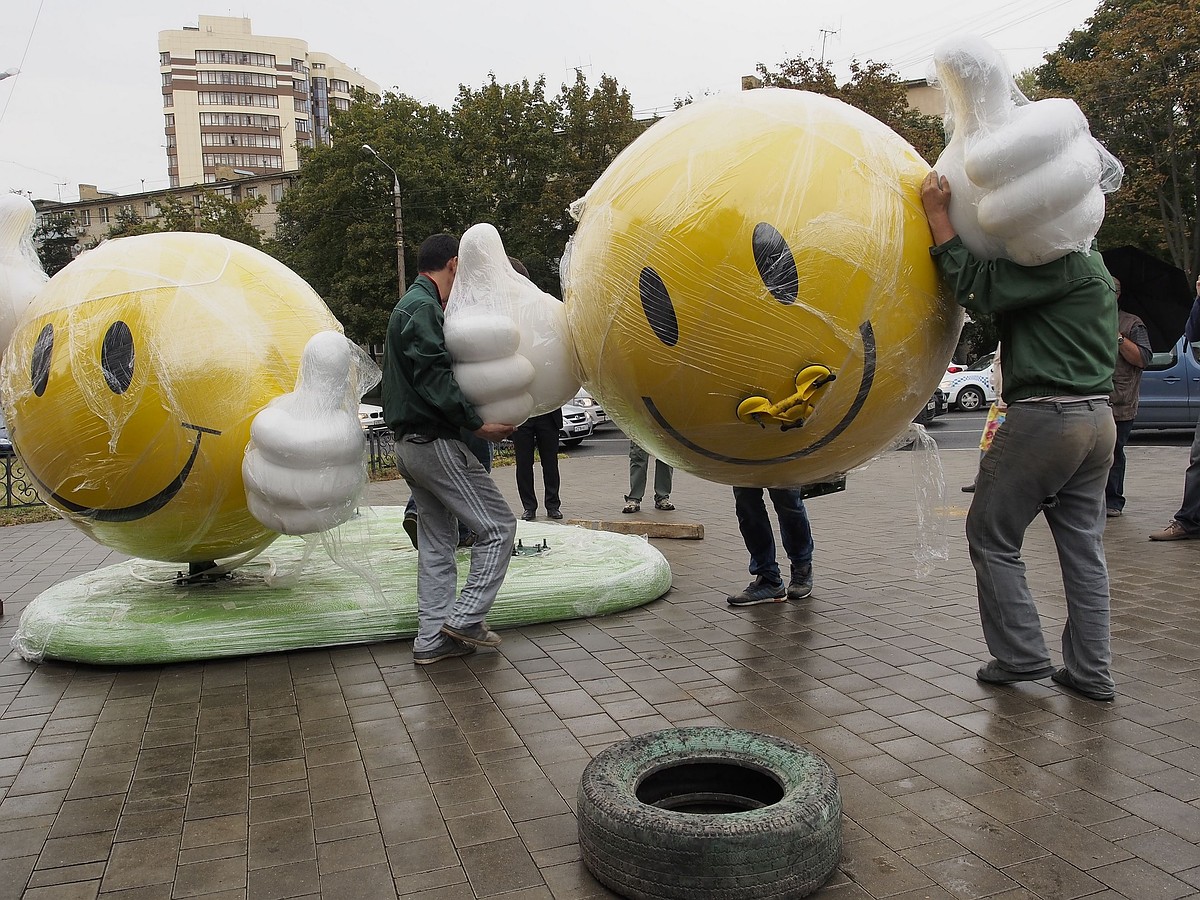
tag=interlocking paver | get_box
[1,442,1198,897]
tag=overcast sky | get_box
[1,0,1102,203]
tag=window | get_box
[194,194,203,209]
[161,73,172,86]
[294,98,309,113]
[196,50,275,68]
[294,118,309,133]
[291,58,307,74]
[196,70,277,88]
[99,207,110,223]
[330,78,350,94]
[145,201,158,218]
[79,209,91,226]
[245,186,258,198]
[198,112,279,128]
[164,113,175,128]
[197,92,279,108]
[164,93,173,107]
[271,183,284,203]
[160,51,171,66]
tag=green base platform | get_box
[13,507,672,665]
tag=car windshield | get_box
[967,354,994,372]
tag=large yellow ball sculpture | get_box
[564,90,962,487]
[0,232,341,563]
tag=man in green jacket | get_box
[383,233,517,664]
[922,171,1119,702]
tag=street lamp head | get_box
[361,143,376,155]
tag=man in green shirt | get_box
[921,171,1119,702]
[383,234,518,664]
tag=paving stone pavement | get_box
[1,437,1198,899]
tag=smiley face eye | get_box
[639,266,679,347]
[31,324,53,397]
[101,321,135,394]
[752,222,799,304]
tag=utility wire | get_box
[0,0,45,127]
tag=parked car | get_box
[913,389,947,426]
[1131,337,1200,431]
[0,420,12,456]
[571,387,608,425]
[559,402,594,447]
[358,403,385,431]
[939,354,997,411]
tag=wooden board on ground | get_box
[568,519,704,540]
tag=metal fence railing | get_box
[1,452,41,509]
[365,427,397,479]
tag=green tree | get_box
[104,206,159,239]
[33,212,83,275]
[1039,0,1200,279]
[154,192,268,248]
[754,56,945,162]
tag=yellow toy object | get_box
[0,232,342,563]
[564,90,963,487]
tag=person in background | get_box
[1105,278,1152,518]
[508,257,565,522]
[383,233,517,665]
[963,346,1005,493]
[726,487,814,606]
[623,441,674,513]
[921,170,1118,703]
[1149,277,1200,540]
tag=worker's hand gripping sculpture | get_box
[931,35,1123,264]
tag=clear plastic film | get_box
[445,223,580,424]
[563,89,963,488]
[11,512,672,665]
[929,34,1123,266]
[0,231,355,564]
[0,195,49,362]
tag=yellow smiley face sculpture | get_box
[564,90,963,487]
[0,232,341,563]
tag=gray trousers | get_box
[968,400,1116,693]
[627,442,672,502]
[1172,419,1200,531]
[395,436,516,651]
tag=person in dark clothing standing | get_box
[1105,279,1152,517]
[383,234,517,665]
[514,409,563,520]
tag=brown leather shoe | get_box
[1149,520,1199,541]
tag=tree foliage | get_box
[33,212,84,276]
[1039,0,1200,280]
[101,191,267,248]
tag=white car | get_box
[559,402,594,447]
[571,387,608,426]
[358,403,385,431]
[938,355,996,411]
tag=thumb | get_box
[293,331,355,415]
[934,35,1016,136]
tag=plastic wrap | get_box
[0,232,351,563]
[11,510,672,665]
[0,195,49,362]
[563,89,962,488]
[930,35,1123,265]
[445,223,580,423]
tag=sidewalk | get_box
[0,440,1198,899]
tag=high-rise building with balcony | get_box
[158,15,380,188]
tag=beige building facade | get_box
[159,15,379,188]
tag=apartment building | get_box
[159,15,380,188]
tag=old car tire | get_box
[577,726,841,900]
[956,385,985,411]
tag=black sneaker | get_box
[1051,667,1115,702]
[413,634,475,665]
[403,510,419,550]
[787,564,813,600]
[441,621,502,647]
[727,575,786,606]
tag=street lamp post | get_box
[361,143,405,295]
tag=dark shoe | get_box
[413,634,475,665]
[961,483,975,493]
[975,660,1055,685]
[727,575,786,606]
[520,509,536,521]
[787,564,813,600]
[441,621,502,647]
[654,498,675,511]
[547,509,563,519]
[402,510,419,550]
[622,500,640,514]
[1149,520,1198,541]
[456,531,477,548]
[1052,667,1115,702]
[1105,508,1122,518]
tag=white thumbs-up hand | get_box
[0,195,49,362]
[244,331,379,535]
[445,223,580,426]
[931,35,1123,266]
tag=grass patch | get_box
[0,505,61,527]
